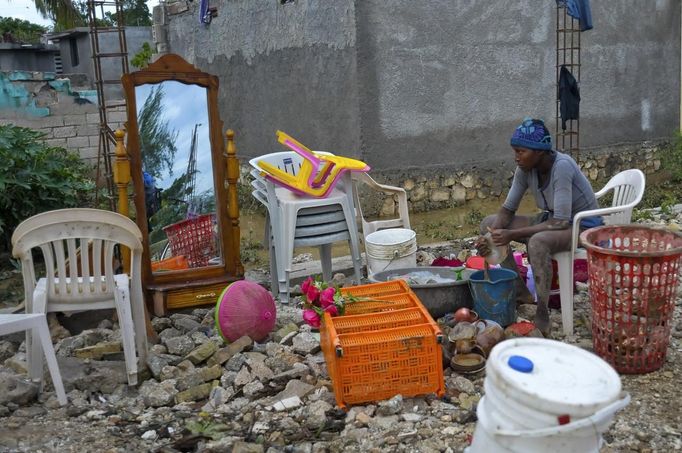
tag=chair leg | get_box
[264,216,279,299]
[340,199,363,284]
[34,318,67,405]
[114,288,139,386]
[280,206,301,304]
[320,244,332,282]
[28,288,48,382]
[555,252,574,335]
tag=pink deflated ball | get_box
[214,280,276,343]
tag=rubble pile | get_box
[0,206,680,452]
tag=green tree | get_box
[32,0,84,30]
[105,0,151,26]
[0,17,48,44]
[138,85,178,179]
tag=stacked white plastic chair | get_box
[553,169,645,335]
[11,208,148,386]
[249,152,363,303]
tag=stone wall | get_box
[0,70,126,168]
[242,142,664,218]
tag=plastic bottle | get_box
[526,265,537,302]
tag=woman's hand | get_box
[491,228,513,246]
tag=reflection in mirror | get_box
[135,81,222,273]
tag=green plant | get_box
[631,208,654,222]
[185,414,230,440]
[0,125,94,249]
[465,208,484,226]
[0,17,47,44]
[131,42,153,69]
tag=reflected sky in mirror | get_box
[135,81,213,195]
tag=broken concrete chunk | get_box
[185,341,218,365]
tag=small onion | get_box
[454,307,471,323]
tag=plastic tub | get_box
[369,266,474,319]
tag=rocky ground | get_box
[0,207,681,453]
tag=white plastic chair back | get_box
[12,208,144,306]
[351,172,411,240]
[553,168,646,335]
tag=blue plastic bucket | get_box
[468,268,518,327]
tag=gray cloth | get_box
[503,151,598,221]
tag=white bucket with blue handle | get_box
[466,338,629,453]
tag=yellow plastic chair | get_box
[255,131,370,197]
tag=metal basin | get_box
[369,266,474,319]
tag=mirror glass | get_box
[134,81,222,273]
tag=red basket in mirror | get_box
[163,213,217,268]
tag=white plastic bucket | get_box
[466,338,629,453]
[364,228,417,277]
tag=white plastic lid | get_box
[486,338,622,418]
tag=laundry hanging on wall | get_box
[556,0,593,31]
[558,65,580,130]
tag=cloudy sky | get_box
[136,81,215,196]
[0,0,159,27]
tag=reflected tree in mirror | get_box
[135,81,221,270]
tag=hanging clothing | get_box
[556,0,593,31]
[558,65,580,130]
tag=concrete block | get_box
[63,114,86,126]
[89,135,100,147]
[107,111,128,123]
[80,147,99,160]
[75,124,99,136]
[67,136,90,148]
[86,113,100,124]
[39,115,65,127]
[53,126,77,138]
[46,138,68,148]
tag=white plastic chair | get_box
[0,313,67,405]
[249,152,363,303]
[351,172,411,240]
[553,169,646,335]
[11,208,148,386]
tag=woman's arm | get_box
[491,218,570,246]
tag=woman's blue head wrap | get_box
[510,117,552,151]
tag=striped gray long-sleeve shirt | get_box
[503,151,598,221]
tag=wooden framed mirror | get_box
[122,54,243,315]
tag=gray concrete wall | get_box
[164,0,360,158]
[0,45,57,72]
[56,27,152,97]
[356,0,680,170]
[163,0,679,173]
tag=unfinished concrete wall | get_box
[163,0,678,213]
[164,0,360,158]
[0,71,125,167]
[355,0,679,170]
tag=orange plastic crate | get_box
[151,255,189,272]
[321,281,444,409]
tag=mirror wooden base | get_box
[149,276,240,316]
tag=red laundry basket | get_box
[163,213,217,268]
[580,225,682,374]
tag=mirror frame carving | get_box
[122,54,243,312]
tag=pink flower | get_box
[301,277,314,295]
[302,309,321,328]
[319,287,336,308]
[324,304,339,316]
[305,285,321,305]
